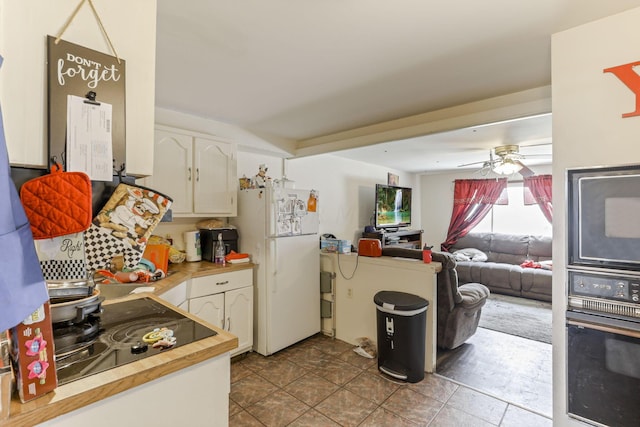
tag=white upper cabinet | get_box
[193,138,236,215]
[152,129,193,214]
[148,125,237,217]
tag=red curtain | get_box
[524,174,552,223]
[441,178,508,252]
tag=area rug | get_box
[478,293,552,344]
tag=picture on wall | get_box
[388,173,399,186]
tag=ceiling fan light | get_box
[493,158,523,175]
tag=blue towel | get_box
[0,55,49,331]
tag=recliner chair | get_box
[381,247,489,349]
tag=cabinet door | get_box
[193,138,237,215]
[151,129,193,214]
[225,286,253,355]
[188,294,225,329]
[158,281,188,308]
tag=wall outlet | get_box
[347,288,353,298]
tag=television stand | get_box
[362,229,423,249]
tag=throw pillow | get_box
[453,248,488,262]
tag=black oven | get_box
[567,164,640,271]
[567,269,640,427]
[567,311,640,427]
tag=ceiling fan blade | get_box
[516,160,535,177]
[520,142,552,148]
[457,160,489,167]
[471,163,492,176]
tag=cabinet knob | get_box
[216,280,229,286]
[196,168,200,182]
[188,167,192,181]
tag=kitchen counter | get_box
[150,260,255,296]
[5,262,250,426]
[321,253,440,373]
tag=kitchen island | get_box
[6,261,253,427]
[320,253,440,373]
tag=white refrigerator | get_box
[231,187,320,355]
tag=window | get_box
[474,183,552,236]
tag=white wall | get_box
[286,155,419,244]
[552,7,640,426]
[419,164,552,249]
[0,1,157,175]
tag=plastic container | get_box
[142,244,170,273]
[374,291,428,383]
[422,244,432,263]
[215,234,226,266]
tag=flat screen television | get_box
[375,184,412,229]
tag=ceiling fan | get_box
[458,144,551,177]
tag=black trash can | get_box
[374,290,428,383]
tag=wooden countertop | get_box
[6,261,252,426]
[154,259,255,295]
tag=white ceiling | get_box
[155,1,640,173]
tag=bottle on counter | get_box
[215,233,226,266]
[422,244,432,264]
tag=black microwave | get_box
[568,164,640,271]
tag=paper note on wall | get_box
[66,95,113,181]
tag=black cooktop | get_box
[53,297,217,386]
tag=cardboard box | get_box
[10,302,58,402]
[320,239,352,254]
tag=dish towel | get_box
[84,183,172,270]
[0,54,49,332]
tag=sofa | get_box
[448,232,552,302]
[382,247,490,350]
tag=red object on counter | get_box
[114,271,139,282]
[422,249,432,263]
[225,250,250,261]
[358,238,382,257]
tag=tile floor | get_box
[436,327,553,417]
[229,333,552,426]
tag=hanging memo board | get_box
[47,35,126,176]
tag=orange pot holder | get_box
[20,164,92,239]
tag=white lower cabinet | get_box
[223,286,253,354]
[190,293,225,329]
[158,281,188,308]
[38,353,230,427]
[188,270,253,356]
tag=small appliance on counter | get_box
[359,238,382,257]
[183,230,201,262]
[200,228,239,262]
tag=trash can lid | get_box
[374,291,429,311]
